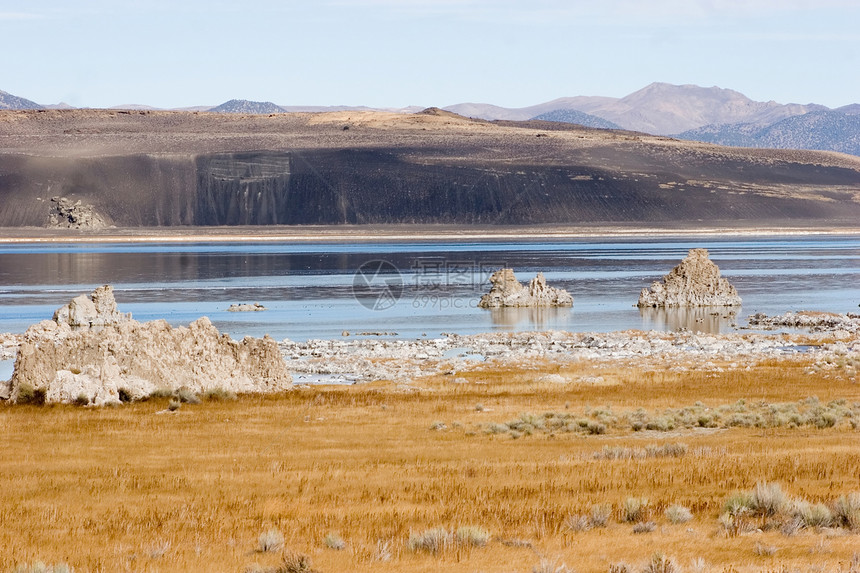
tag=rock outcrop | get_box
[8,287,291,405]
[478,269,573,308]
[48,196,109,229]
[637,248,741,307]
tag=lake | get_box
[0,236,858,345]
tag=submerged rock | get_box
[227,302,267,312]
[9,287,291,405]
[637,248,741,308]
[478,268,573,308]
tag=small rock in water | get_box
[227,302,267,312]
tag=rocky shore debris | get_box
[227,302,267,312]
[48,196,109,229]
[280,327,858,384]
[637,248,741,307]
[6,286,291,405]
[748,311,860,334]
[478,268,573,308]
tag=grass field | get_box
[1,356,859,573]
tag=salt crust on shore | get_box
[280,325,859,384]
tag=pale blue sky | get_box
[2,0,858,109]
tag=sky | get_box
[1,0,858,110]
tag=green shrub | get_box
[723,491,753,516]
[16,382,46,405]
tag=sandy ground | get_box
[1,223,858,244]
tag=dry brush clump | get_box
[719,481,860,535]
[12,564,73,573]
[664,504,693,524]
[407,525,491,554]
[257,529,285,553]
[479,397,860,438]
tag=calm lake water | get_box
[0,236,858,348]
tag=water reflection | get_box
[638,306,739,334]
[487,307,573,330]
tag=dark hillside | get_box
[1,109,858,227]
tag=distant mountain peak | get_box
[209,99,285,114]
[0,89,43,110]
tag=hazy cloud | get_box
[0,12,43,20]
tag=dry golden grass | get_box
[1,357,859,573]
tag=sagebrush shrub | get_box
[564,513,590,532]
[455,525,489,547]
[590,503,612,527]
[723,491,753,516]
[833,493,860,530]
[793,500,832,528]
[632,521,656,534]
[324,532,346,550]
[665,504,693,524]
[277,552,313,573]
[750,482,788,517]
[642,552,678,573]
[622,497,649,522]
[408,527,450,554]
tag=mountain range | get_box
[2,84,859,155]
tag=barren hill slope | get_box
[0,109,858,228]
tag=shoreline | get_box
[1,224,859,244]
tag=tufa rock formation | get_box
[53,285,131,328]
[637,248,741,308]
[48,196,109,229]
[478,269,573,308]
[8,286,291,405]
